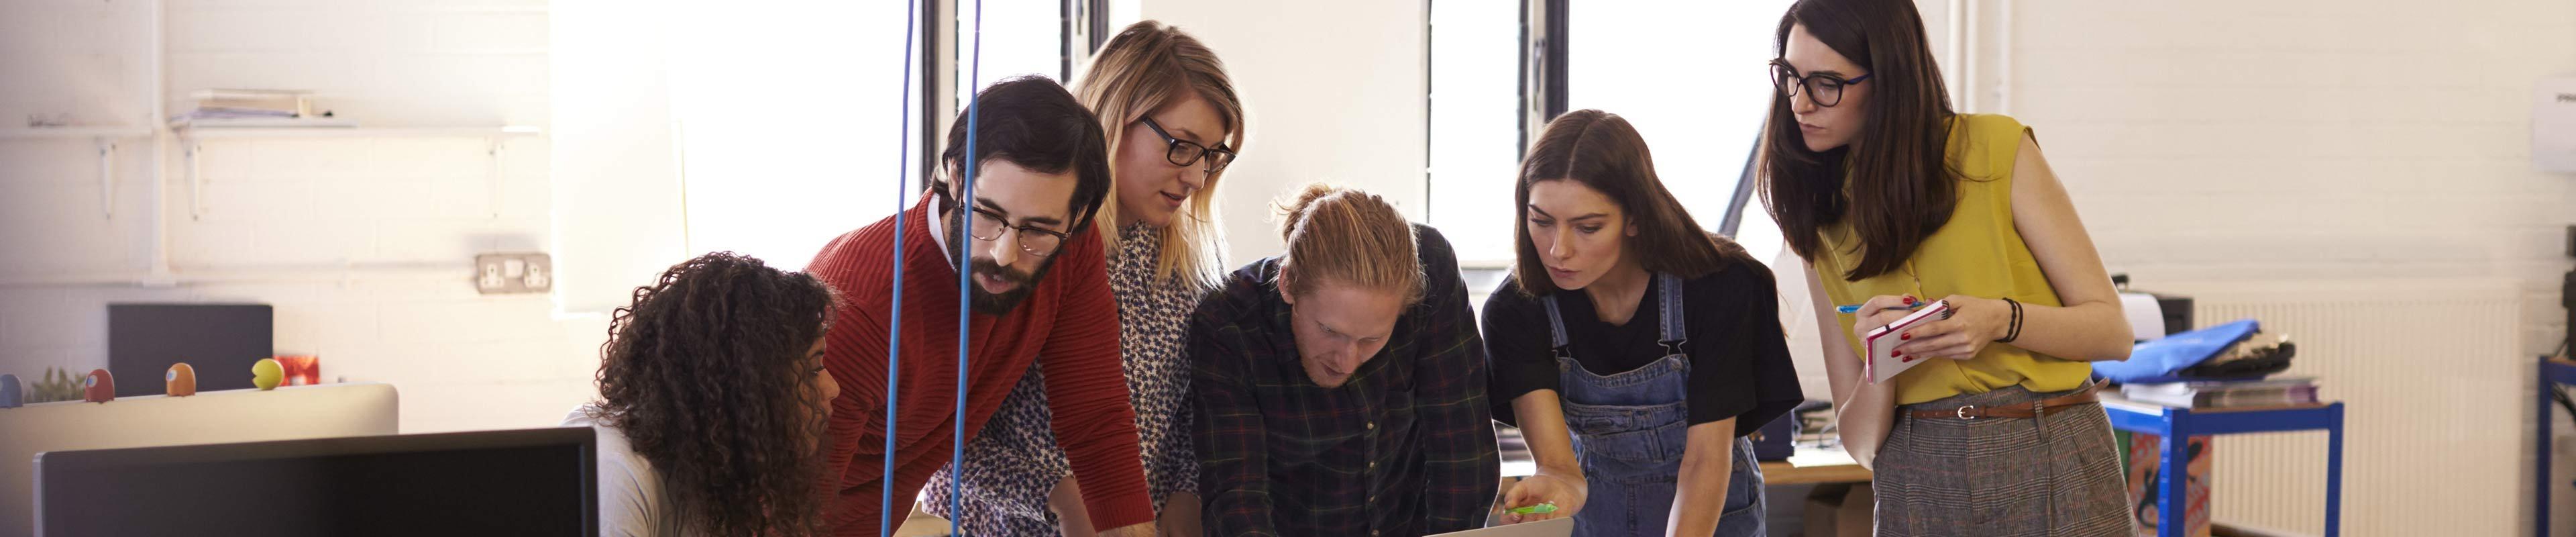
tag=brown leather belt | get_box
[1906,383,2102,420]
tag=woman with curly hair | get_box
[562,252,843,536]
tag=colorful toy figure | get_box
[1,373,21,408]
[166,363,197,397]
[251,358,284,391]
[82,369,115,403]
[275,355,320,386]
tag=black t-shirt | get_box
[1481,264,1804,436]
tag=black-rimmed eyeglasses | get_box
[1770,59,1871,108]
[934,183,1071,257]
[1140,117,1237,175]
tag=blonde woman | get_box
[922,20,1244,537]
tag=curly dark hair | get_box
[589,252,838,536]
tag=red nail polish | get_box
[1900,333,1913,340]
[1903,296,1917,305]
[1891,350,1903,358]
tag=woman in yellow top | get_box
[1756,0,2137,534]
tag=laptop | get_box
[1429,518,1574,537]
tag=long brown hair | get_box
[590,252,837,536]
[1513,109,1752,296]
[1756,0,1960,281]
[1277,183,1425,307]
[1075,20,1245,291]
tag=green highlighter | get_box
[1506,503,1559,516]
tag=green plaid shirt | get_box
[1188,225,1499,537]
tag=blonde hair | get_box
[1074,20,1245,291]
[1277,184,1424,307]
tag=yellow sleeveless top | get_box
[1812,113,2088,405]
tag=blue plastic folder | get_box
[2093,319,2261,383]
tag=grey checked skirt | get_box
[1873,383,2137,536]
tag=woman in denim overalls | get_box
[1483,109,1804,536]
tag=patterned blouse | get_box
[922,222,1203,535]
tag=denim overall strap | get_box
[1546,273,1682,353]
[1542,294,1571,354]
[1656,273,1686,354]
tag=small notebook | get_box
[1863,300,1951,384]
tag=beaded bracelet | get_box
[1997,297,2024,343]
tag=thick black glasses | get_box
[1770,59,1871,107]
[1140,117,1236,175]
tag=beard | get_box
[944,207,1055,315]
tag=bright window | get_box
[665,1,1067,273]
[1430,0,1796,271]
[1565,0,1794,268]
[1426,1,1525,267]
[958,0,1070,103]
[667,0,920,271]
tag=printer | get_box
[2113,273,2192,341]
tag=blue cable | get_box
[953,1,983,534]
[880,1,915,536]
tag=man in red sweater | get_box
[806,76,1155,536]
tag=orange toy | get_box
[166,363,198,397]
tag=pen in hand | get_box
[1836,301,1929,315]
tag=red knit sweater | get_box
[807,195,1151,534]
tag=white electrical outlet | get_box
[478,264,506,290]
[474,252,554,295]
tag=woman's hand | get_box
[1847,294,1920,369]
[1888,295,2010,361]
[1499,473,1586,524]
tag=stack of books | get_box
[168,89,352,128]
[2121,377,2319,409]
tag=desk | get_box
[1505,436,1869,486]
[2102,398,2344,537]
[1759,445,1872,485]
[2534,360,2576,537]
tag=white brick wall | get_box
[1998,1,2576,358]
[0,0,588,434]
[1985,1,2576,535]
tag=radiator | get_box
[2163,280,2524,536]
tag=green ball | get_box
[251,358,283,391]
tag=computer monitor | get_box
[108,303,273,398]
[34,426,594,536]
[0,382,400,532]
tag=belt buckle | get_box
[1954,405,1978,420]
